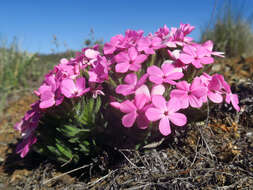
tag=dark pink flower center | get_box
[73,90,79,95]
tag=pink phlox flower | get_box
[72,47,100,69]
[170,78,207,108]
[179,23,195,36]
[55,63,79,80]
[37,84,56,109]
[104,34,125,55]
[137,36,162,54]
[115,73,148,96]
[200,73,239,111]
[164,24,194,47]
[202,40,225,57]
[14,101,40,133]
[206,74,225,103]
[114,47,147,73]
[44,74,58,91]
[179,44,214,68]
[61,77,90,98]
[221,77,240,111]
[145,96,187,136]
[119,93,150,129]
[147,62,184,85]
[177,23,195,43]
[35,74,64,109]
[14,101,40,158]
[155,25,170,40]
[16,134,37,158]
[88,56,109,83]
[104,30,143,55]
[125,29,144,47]
[113,84,165,129]
[225,92,240,112]
[199,73,239,110]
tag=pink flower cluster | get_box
[15,24,240,158]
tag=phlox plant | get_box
[14,24,240,164]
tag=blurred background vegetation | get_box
[0,0,253,120]
[201,0,253,57]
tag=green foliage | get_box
[0,37,75,120]
[34,96,104,164]
[201,1,253,57]
[0,38,37,117]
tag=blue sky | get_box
[1,0,252,54]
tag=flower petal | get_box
[134,54,148,64]
[208,91,223,103]
[76,77,86,91]
[120,100,136,113]
[192,59,203,68]
[116,84,134,96]
[40,99,55,109]
[128,47,138,60]
[231,94,240,112]
[147,65,163,77]
[167,98,182,112]
[149,75,163,84]
[145,108,163,121]
[179,53,194,64]
[168,112,187,126]
[165,72,184,81]
[191,87,207,98]
[61,79,76,98]
[189,95,202,108]
[135,93,149,110]
[135,85,151,100]
[115,62,130,73]
[122,111,137,128]
[159,117,171,136]
[201,57,214,65]
[124,73,137,85]
[152,95,167,111]
[161,63,174,74]
[176,81,190,91]
[151,84,165,96]
[115,51,129,63]
[170,89,187,98]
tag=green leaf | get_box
[94,96,101,113]
[79,144,90,154]
[68,137,80,143]
[55,140,73,159]
[87,98,95,114]
[47,145,61,157]
[58,124,90,137]
[82,140,90,146]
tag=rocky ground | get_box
[0,57,252,190]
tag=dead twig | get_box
[118,149,138,168]
[42,163,92,185]
[86,169,118,188]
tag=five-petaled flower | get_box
[145,96,187,136]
